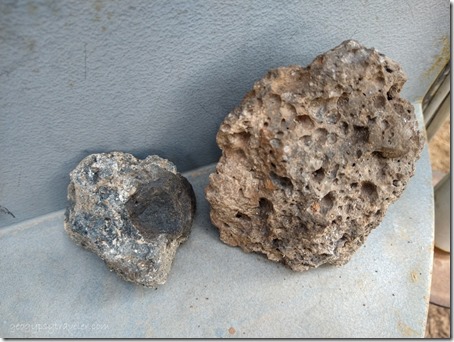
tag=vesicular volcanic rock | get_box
[205,40,424,271]
[64,152,196,286]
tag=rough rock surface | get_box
[64,152,196,286]
[205,40,424,271]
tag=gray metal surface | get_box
[0,0,449,227]
[0,142,434,337]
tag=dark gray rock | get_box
[205,40,424,271]
[64,152,196,286]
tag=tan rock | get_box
[205,40,424,271]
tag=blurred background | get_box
[424,63,450,338]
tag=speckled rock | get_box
[205,40,424,271]
[64,152,196,286]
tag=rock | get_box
[64,152,196,286]
[205,40,424,271]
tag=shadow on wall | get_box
[1,14,357,227]
[70,21,327,172]
[157,23,329,171]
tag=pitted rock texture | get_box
[205,40,424,271]
[64,152,196,286]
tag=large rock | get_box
[64,152,196,286]
[205,40,424,271]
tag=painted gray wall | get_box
[0,0,449,227]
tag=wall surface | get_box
[0,0,450,227]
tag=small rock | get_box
[64,152,196,286]
[205,40,424,271]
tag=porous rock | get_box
[205,40,424,271]
[64,152,196,286]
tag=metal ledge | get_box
[0,105,433,338]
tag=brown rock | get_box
[205,40,424,271]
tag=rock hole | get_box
[361,181,378,202]
[351,182,358,189]
[385,66,393,73]
[230,148,247,162]
[264,122,269,127]
[269,171,293,191]
[320,192,335,214]
[281,103,297,118]
[314,128,328,144]
[329,164,339,179]
[301,135,312,146]
[374,95,386,108]
[259,197,274,216]
[341,121,349,135]
[353,125,369,143]
[268,93,282,104]
[393,103,405,115]
[235,212,251,221]
[386,84,399,101]
[372,151,385,158]
[356,150,362,158]
[296,115,314,130]
[231,132,251,149]
[337,92,349,111]
[312,167,325,182]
